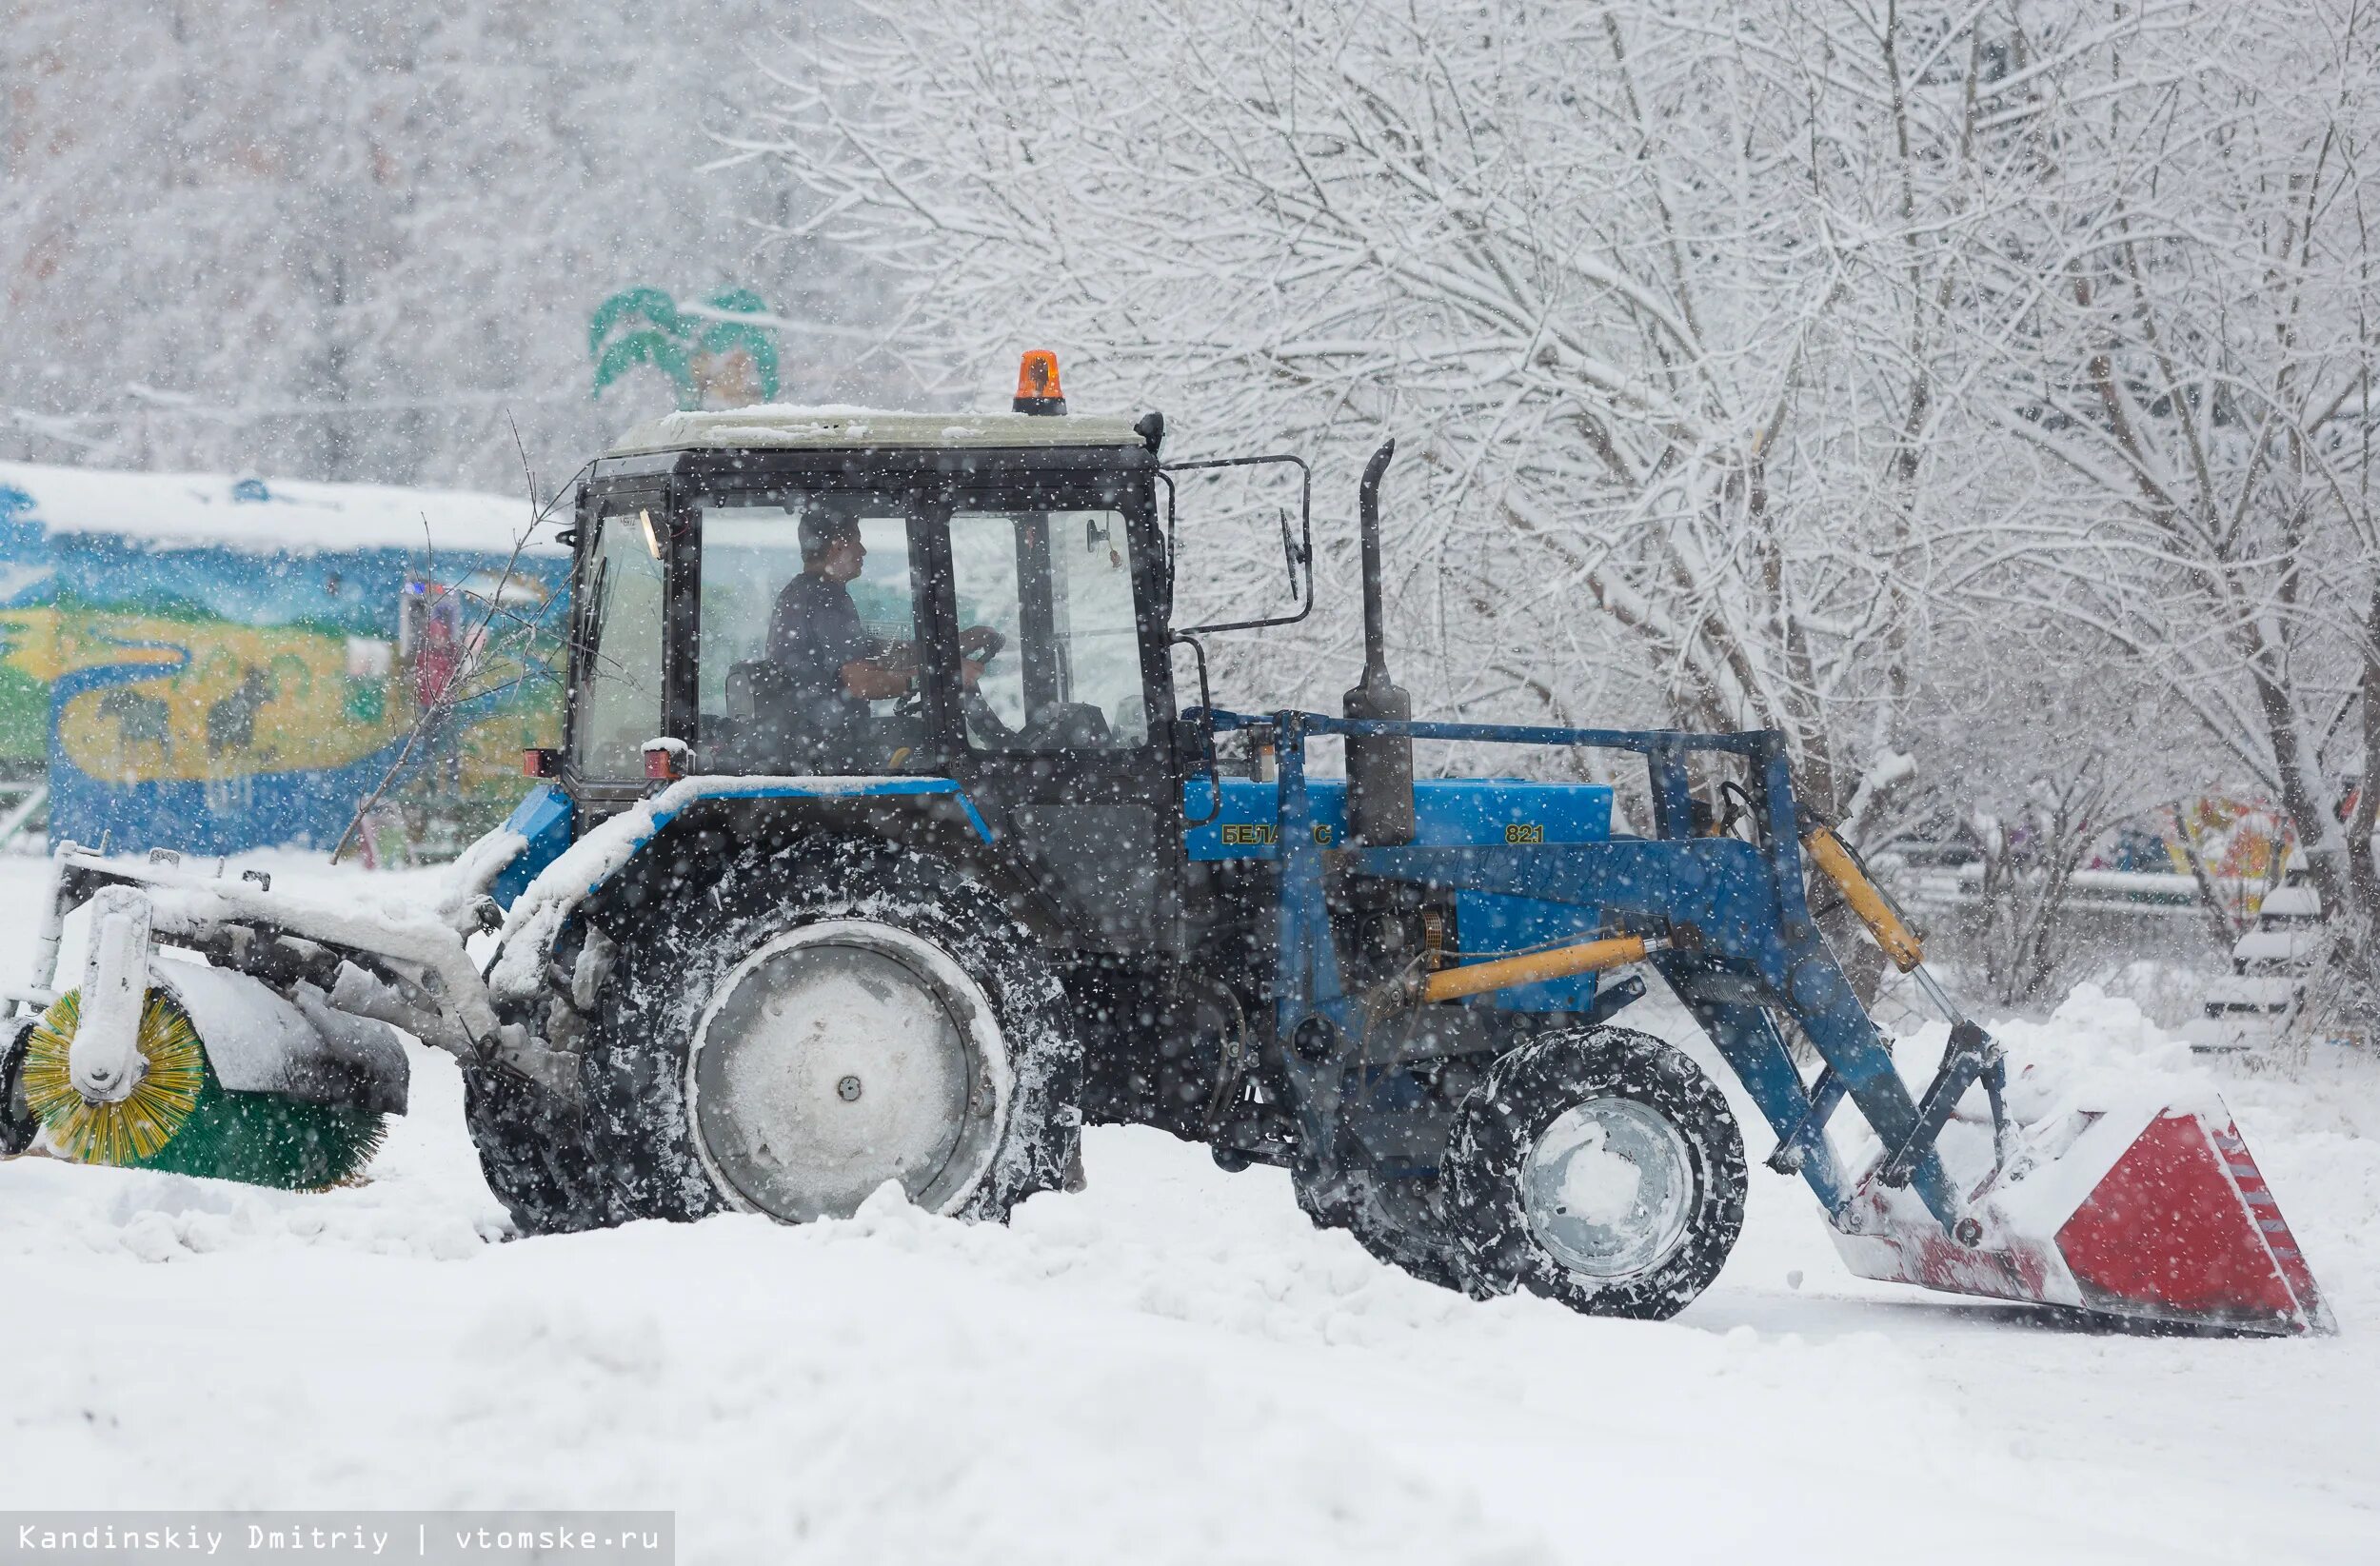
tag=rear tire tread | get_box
[585,839,1081,1226]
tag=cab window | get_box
[947,505,1147,751]
[696,492,926,773]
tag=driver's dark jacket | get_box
[767,570,876,728]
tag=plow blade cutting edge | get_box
[1832,1091,2330,1336]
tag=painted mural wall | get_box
[0,463,567,856]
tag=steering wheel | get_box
[952,626,1011,740]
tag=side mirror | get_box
[1160,452,1313,636]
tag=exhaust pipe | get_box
[1344,439,1415,847]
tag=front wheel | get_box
[0,1016,36,1155]
[462,1063,620,1236]
[1444,1028,1745,1320]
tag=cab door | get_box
[928,477,1184,953]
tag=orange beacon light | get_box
[1013,349,1066,415]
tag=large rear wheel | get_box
[1444,1027,1745,1320]
[586,842,1080,1226]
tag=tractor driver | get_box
[766,511,996,731]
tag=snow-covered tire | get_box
[461,1063,620,1236]
[1293,1128,1469,1292]
[584,840,1081,1227]
[0,1015,35,1155]
[1445,1027,1744,1320]
[1343,1184,1468,1292]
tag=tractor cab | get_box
[561,381,1203,950]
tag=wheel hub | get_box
[1519,1099,1695,1280]
[687,925,1002,1222]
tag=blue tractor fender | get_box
[477,776,995,1007]
[487,783,575,909]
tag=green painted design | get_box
[587,287,685,353]
[592,331,697,406]
[0,661,48,762]
[590,287,782,408]
[343,676,386,724]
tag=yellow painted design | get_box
[48,617,403,781]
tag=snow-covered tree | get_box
[0,1,894,488]
[742,1,2176,833]
[746,0,2380,998]
[1976,0,2380,992]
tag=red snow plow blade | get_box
[1832,1097,2332,1337]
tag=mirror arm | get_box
[1155,471,1178,624]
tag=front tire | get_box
[0,1015,36,1155]
[462,1063,619,1235]
[586,841,1081,1227]
[1445,1027,1745,1320]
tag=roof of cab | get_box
[605,405,1151,457]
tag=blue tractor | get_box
[5,358,2330,1332]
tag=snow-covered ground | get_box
[1,853,2374,1563]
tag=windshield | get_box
[570,500,668,780]
[681,471,1154,770]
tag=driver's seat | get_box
[723,659,828,770]
[725,659,796,733]
[724,659,931,773]
[1023,701,1111,749]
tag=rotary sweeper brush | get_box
[0,356,2332,1334]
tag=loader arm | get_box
[1255,711,1960,1231]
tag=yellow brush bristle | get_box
[20,988,207,1165]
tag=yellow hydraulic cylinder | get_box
[1801,824,1925,973]
[1420,933,1668,1004]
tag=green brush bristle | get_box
[130,1063,389,1191]
[26,988,387,1191]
